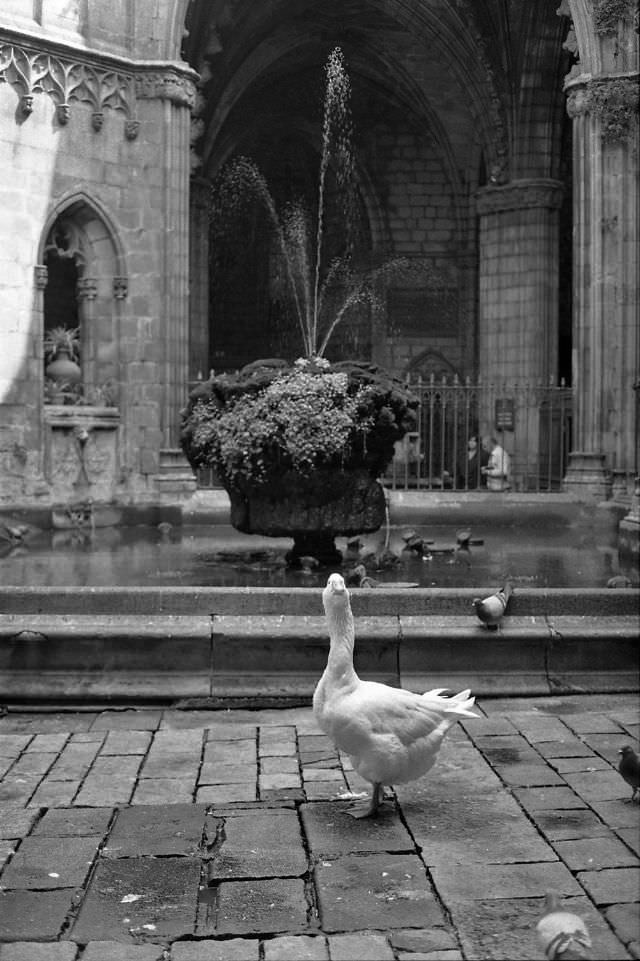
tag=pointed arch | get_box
[38,190,127,280]
[37,190,127,406]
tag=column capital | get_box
[135,66,198,109]
[77,278,98,300]
[476,179,564,216]
[565,73,639,142]
[113,277,128,300]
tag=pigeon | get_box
[472,582,512,629]
[297,555,320,575]
[607,574,632,588]
[344,537,364,562]
[402,529,426,553]
[536,893,592,960]
[618,745,640,802]
[345,564,378,588]
[0,523,30,543]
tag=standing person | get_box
[481,435,511,491]
[457,434,489,489]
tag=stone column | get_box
[76,277,97,390]
[476,179,564,487]
[136,66,198,497]
[189,176,210,380]
[562,74,639,500]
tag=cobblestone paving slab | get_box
[81,943,166,960]
[206,808,307,879]
[262,934,329,960]
[170,938,260,960]
[31,806,113,837]
[104,803,207,857]
[210,877,309,935]
[0,942,79,961]
[1,835,100,888]
[0,806,40,838]
[69,856,201,942]
[327,931,396,959]
[0,698,637,960]
[431,859,584,902]
[0,889,75,940]
[402,788,558,865]
[534,807,617,840]
[315,852,447,931]
[448,894,631,961]
[300,801,413,856]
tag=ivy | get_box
[593,0,635,35]
[589,78,640,143]
[180,359,418,486]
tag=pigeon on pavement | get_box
[472,582,512,629]
[536,893,592,959]
[618,745,640,802]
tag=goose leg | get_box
[348,782,383,819]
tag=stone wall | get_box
[0,24,197,509]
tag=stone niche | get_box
[44,405,121,507]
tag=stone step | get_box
[0,607,637,702]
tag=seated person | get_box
[481,435,511,491]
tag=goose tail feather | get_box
[422,688,480,719]
[445,695,479,718]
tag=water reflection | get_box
[0,522,636,589]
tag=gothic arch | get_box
[38,191,127,280]
[37,191,128,405]
[406,348,461,381]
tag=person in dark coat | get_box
[458,434,488,489]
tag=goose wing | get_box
[326,681,470,769]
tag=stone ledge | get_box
[0,587,637,616]
[0,612,637,701]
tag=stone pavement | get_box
[0,693,638,961]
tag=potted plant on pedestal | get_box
[181,355,418,565]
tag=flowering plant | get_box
[43,325,80,361]
[180,357,418,489]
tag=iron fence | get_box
[386,376,573,493]
[193,376,573,494]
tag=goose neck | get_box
[326,606,357,678]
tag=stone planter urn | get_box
[181,358,418,566]
[45,348,81,385]
[228,467,386,565]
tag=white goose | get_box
[313,572,479,817]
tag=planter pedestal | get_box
[227,469,386,566]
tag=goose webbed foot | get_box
[348,782,384,819]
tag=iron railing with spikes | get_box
[385,374,573,492]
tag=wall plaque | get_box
[495,398,515,431]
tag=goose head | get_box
[322,572,349,611]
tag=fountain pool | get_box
[0,520,635,589]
